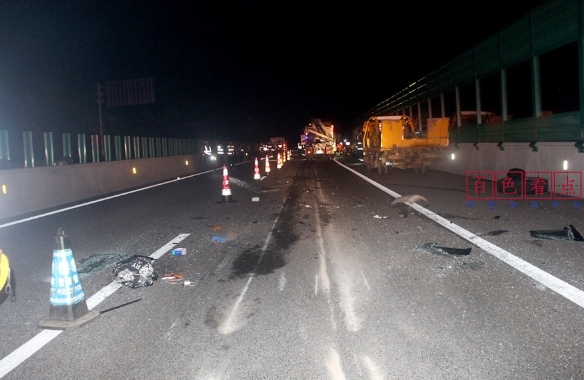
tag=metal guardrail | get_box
[0,130,259,169]
[0,130,201,169]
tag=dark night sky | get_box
[0,0,551,145]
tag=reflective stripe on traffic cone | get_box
[221,165,232,202]
[277,153,282,169]
[265,155,270,174]
[254,157,261,180]
[38,229,100,330]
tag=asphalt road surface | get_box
[1,157,583,379]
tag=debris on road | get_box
[487,230,508,236]
[478,230,509,236]
[172,248,187,256]
[252,197,259,202]
[374,215,389,219]
[417,243,472,257]
[437,212,479,220]
[529,225,584,241]
[161,273,181,280]
[398,210,408,218]
[212,236,227,244]
[528,240,544,247]
[113,255,157,288]
[391,194,427,205]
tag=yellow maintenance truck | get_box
[362,115,449,174]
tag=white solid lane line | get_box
[335,159,584,310]
[0,167,218,229]
[0,234,190,378]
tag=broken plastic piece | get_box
[212,236,226,244]
[417,243,472,257]
[391,194,427,205]
[374,215,389,219]
[528,225,583,241]
[172,248,186,256]
[161,274,182,281]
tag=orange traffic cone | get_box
[254,157,261,180]
[277,153,282,169]
[38,229,100,330]
[221,165,232,202]
[265,155,271,175]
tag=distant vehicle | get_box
[338,140,352,156]
[352,140,363,158]
[300,119,337,159]
[270,137,287,150]
[305,145,315,160]
[270,137,287,159]
[260,143,274,158]
[351,127,364,158]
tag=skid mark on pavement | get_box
[362,355,386,380]
[335,267,366,332]
[195,356,231,380]
[218,212,283,335]
[361,270,371,291]
[313,166,366,332]
[310,176,337,332]
[278,270,286,290]
[325,348,347,380]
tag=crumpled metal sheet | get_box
[529,225,584,241]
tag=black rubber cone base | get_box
[38,309,100,330]
[217,196,237,203]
